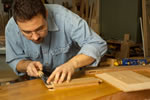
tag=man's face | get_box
[17,14,48,44]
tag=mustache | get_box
[33,38,43,44]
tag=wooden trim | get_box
[46,77,102,91]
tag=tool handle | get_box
[38,71,44,77]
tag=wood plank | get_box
[46,77,102,91]
[88,1,94,27]
[72,0,79,14]
[96,71,150,92]
[140,17,146,57]
[80,0,85,18]
[119,34,130,58]
[142,0,150,57]
[96,0,100,22]
[85,65,150,75]
[85,0,89,22]
[89,0,100,34]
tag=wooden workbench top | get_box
[1,67,150,100]
[1,78,150,100]
[0,78,118,100]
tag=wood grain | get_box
[46,77,102,91]
[96,90,150,100]
[85,65,150,75]
[1,67,150,100]
[142,0,150,57]
[0,78,118,100]
[96,71,150,92]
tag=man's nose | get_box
[31,32,39,40]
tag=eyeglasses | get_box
[22,24,47,37]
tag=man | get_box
[5,0,107,84]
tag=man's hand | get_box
[26,61,43,77]
[47,62,75,84]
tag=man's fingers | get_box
[58,72,66,84]
[26,69,31,76]
[26,65,32,76]
[47,64,75,84]
[27,68,34,76]
[26,61,42,77]
[67,72,72,82]
[54,72,61,84]
[34,62,43,71]
[47,71,55,84]
[32,66,39,77]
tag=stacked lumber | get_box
[72,0,100,34]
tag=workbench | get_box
[1,69,150,100]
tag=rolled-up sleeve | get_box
[5,18,27,75]
[65,12,107,66]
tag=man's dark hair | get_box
[12,0,46,22]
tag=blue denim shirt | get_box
[5,4,107,75]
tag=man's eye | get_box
[24,31,32,34]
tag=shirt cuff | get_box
[7,59,25,76]
[77,44,101,67]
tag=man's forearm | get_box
[67,54,95,69]
[16,60,32,73]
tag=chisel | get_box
[38,71,49,85]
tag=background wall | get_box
[100,0,142,42]
[0,0,142,42]
[0,0,4,12]
[49,0,142,42]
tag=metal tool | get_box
[38,71,49,85]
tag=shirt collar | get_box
[47,12,59,32]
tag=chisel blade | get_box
[38,71,49,85]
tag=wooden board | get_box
[142,0,150,57]
[119,34,130,58]
[46,77,102,91]
[96,71,150,92]
[85,65,150,75]
[140,17,146,57]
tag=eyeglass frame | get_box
[21,24,48,37]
